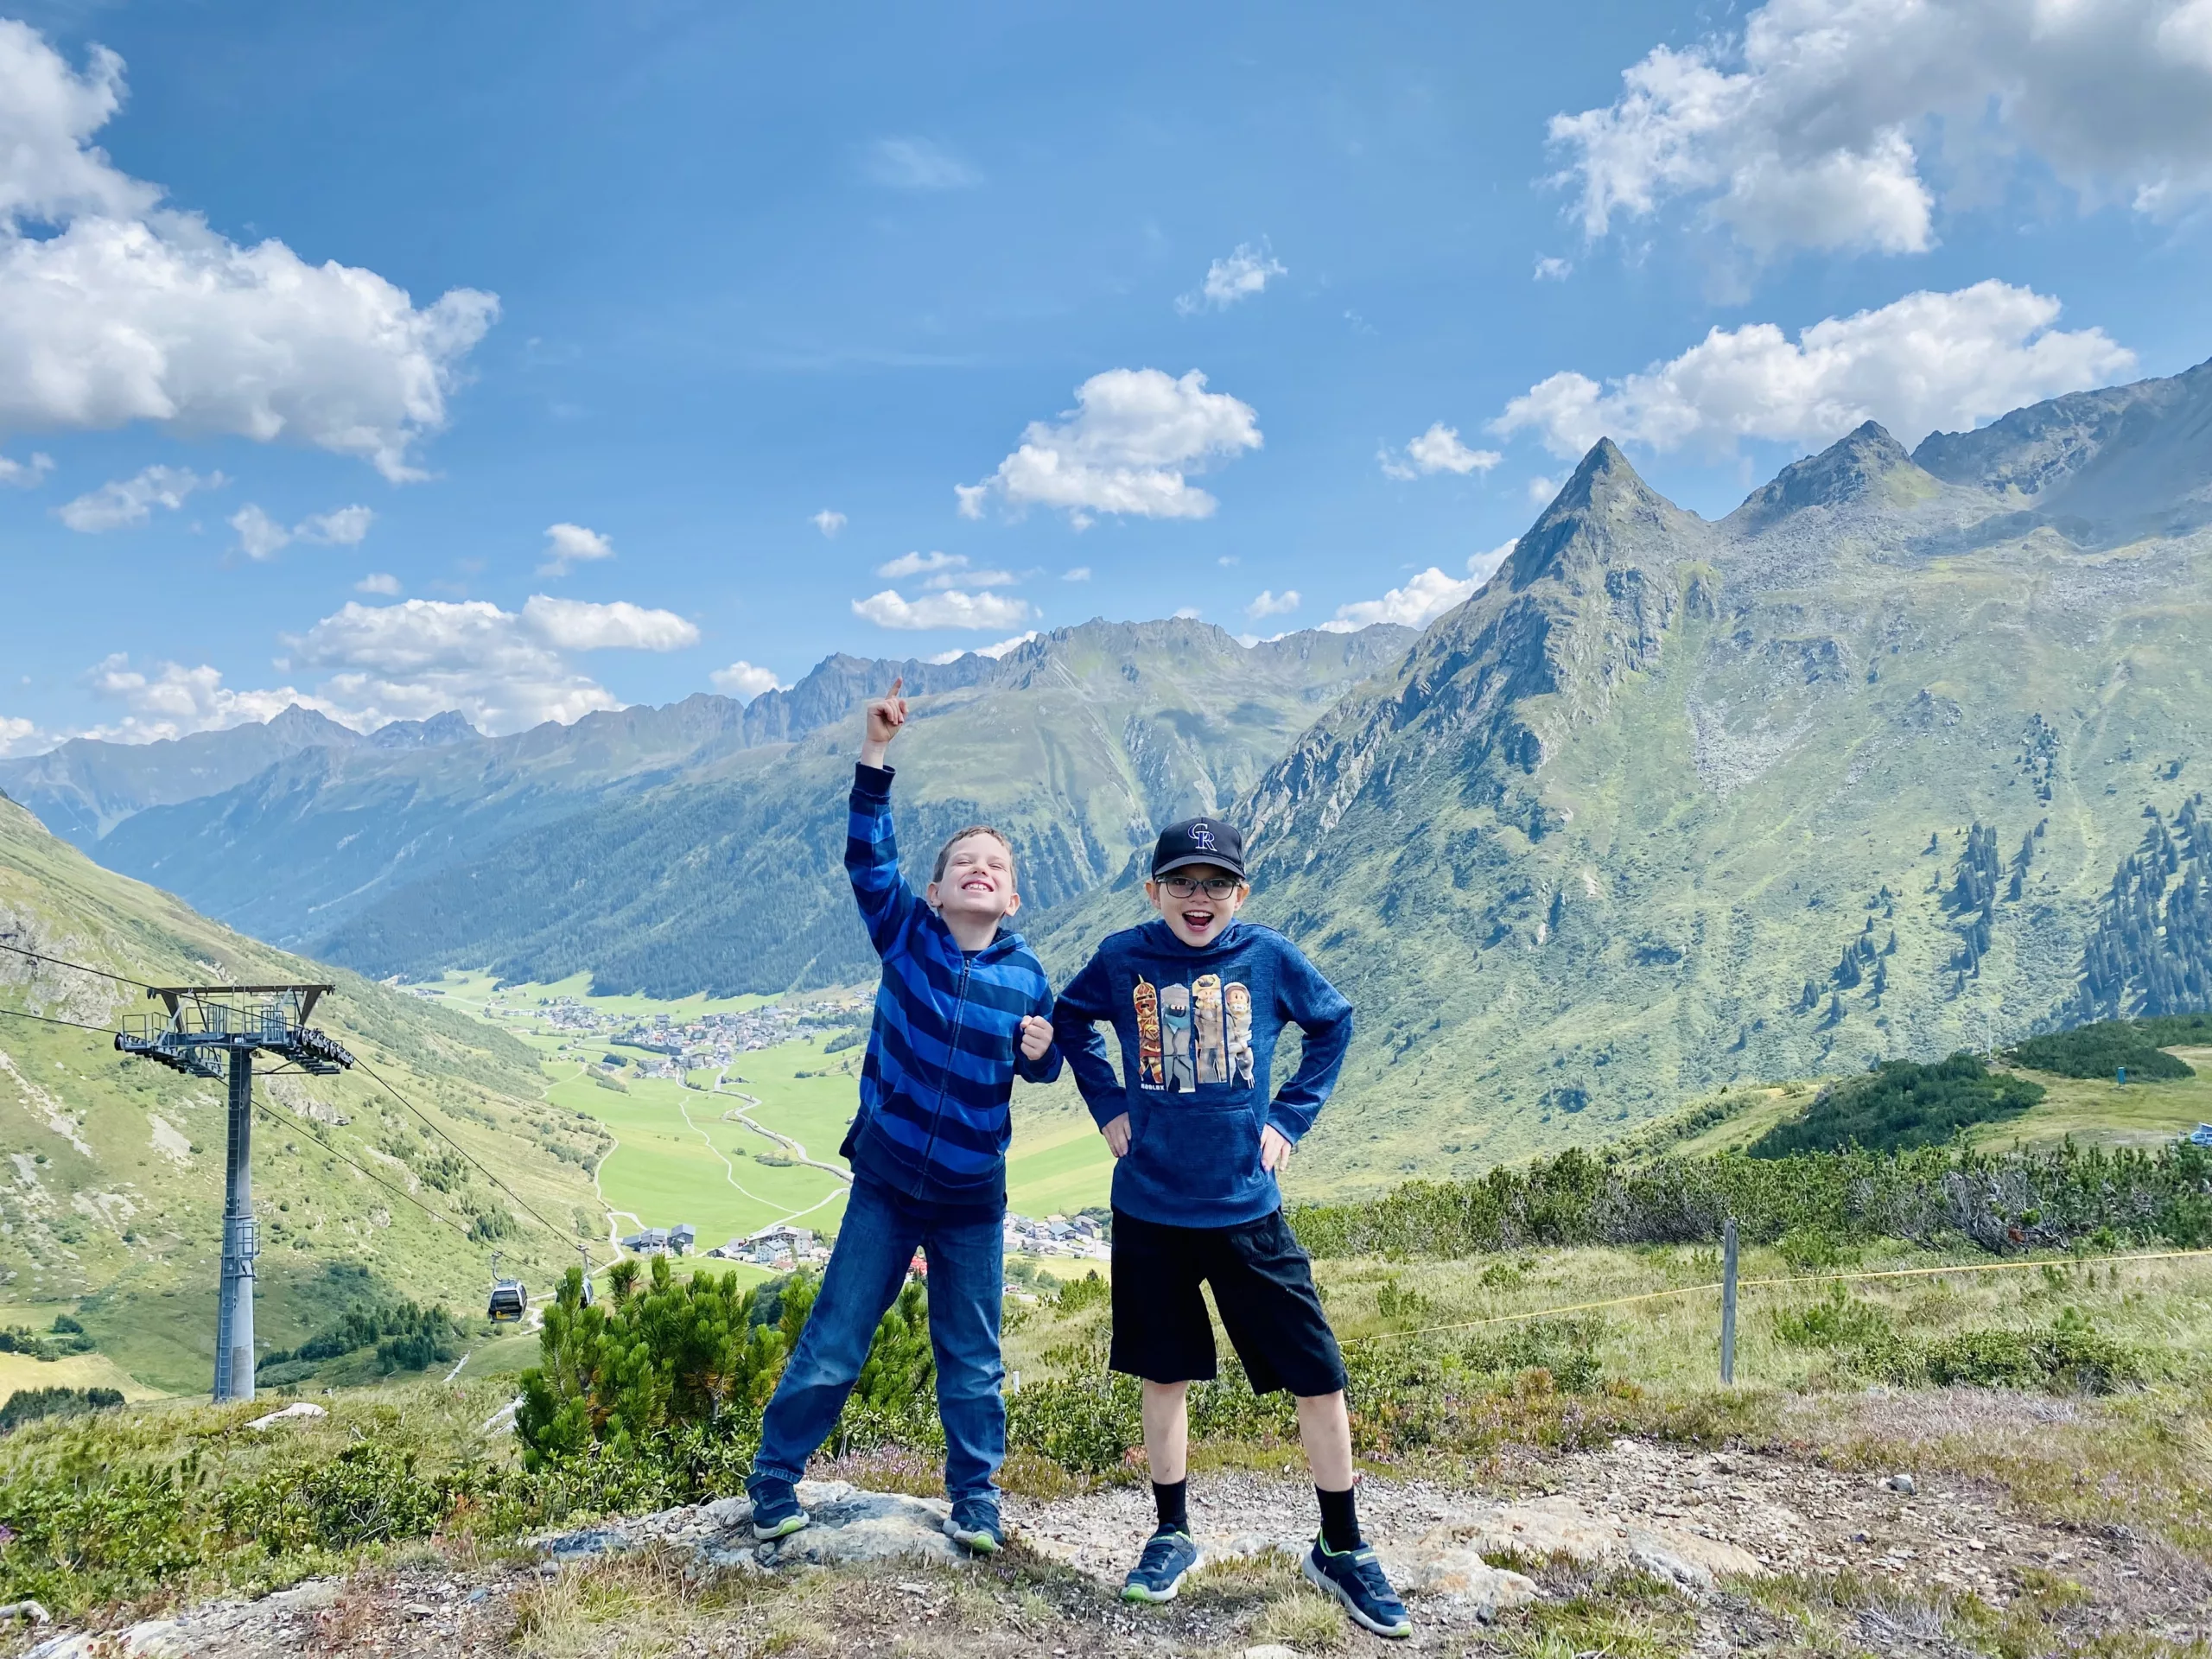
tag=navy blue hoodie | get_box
[1052,918,1353,1228]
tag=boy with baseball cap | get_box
[1050,817,1410,1638]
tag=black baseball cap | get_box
[1152,817,1246,880]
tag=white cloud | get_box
[0,22,496,480]
[710,660,786,700]
[1534,256,1573,281]
[1176,241,1287,314]
[537,521,614,577]
[925,631,1039,664]
[231,503,290,560]
[0,714,41,759]
[810,509,846,538]
[1321,543,1514,634]
[0,450,53,486]
[925,566,1015,591]
[1172,606,1203,620]
[57,463,219,531]
[1527,474,1561,505]
[229,500,373,559]
[84,655,327,744]
[355,571,401,595]
[1379,422,1503,480]
[863,137,979,190]
[299,505,372,545]
[877,550,963,579]
[1493,282,2133,460]
[851,588,1035,631]
[518,594,698,652]
[1550,0,2212,259]
[1063,566,1092,582]
[958,367,1262,525]
[279,594,695,733]
[1246,588,1301,619]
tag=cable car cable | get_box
[0,941,155,989]
[251,1101,474,1238]
[351,1056,568,1240]
[0,1005,124,1036]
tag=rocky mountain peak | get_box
[1506,437,1695,593]
[1726,421,1926,530]
[365,710,481,750]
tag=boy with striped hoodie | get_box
[745,678,1060,1553]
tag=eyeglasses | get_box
[1160,875,1241,901]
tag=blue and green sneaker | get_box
[747,1477,810,1541]
[1122,1527,1201,1603]
[1302,1536,1412,1638]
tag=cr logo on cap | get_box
[1189,822,1216,850]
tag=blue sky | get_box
[3,0,2210,747]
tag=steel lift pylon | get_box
[115,984,353,1402]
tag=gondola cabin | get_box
[488,1278,528,1323]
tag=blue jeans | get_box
[748,1177,1006,1502]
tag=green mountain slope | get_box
[0,798,605,1394]
[314,620,1413,995]
[1134,361,2212,1192]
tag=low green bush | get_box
[2007,1020,2196,1082]
[1749,1052,2044,1158]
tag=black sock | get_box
[1317,1484,1362,1552]
[1153,1478,1188,1534]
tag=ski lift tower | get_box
[115,984,354,1402]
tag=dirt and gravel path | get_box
[19,1421,2208,1657]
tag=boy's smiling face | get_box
[927,832,1020,925]
[1146,861,1249,947]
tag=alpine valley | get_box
[7,359,2210,1195]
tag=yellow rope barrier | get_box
[1366,1244,2212,1344]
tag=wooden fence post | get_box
[1720,1218,1739,1386]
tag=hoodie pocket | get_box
[1131,1100,1260,1193]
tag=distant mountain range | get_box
[0,622,1414,993]
[6,356,2209,1190]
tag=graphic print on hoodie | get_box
[1053,919,1354,1228]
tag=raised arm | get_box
[847,678,918,955]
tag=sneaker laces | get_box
[1339,1547,1403,1607]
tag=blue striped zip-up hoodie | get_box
[839,763,1061,1212]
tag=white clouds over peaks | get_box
[710,661,786,701]
[958,368,1262,526]
[1322,543,1515,634]
[1176,242,1287,314]
[851,588,1034,632]
[85,655,324,746]
[537,522,614,576]
[1493,282,2134,459]
[1379,422,1503,480]
[926,631,1038,664]
[1246,589,1300,619]
[57,463,219,531]
[278,594,696,733]
[0,22,496,480]
[1550,0,2212,258]
[876,550,963,579]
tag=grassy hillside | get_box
[0,798,607,1395]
